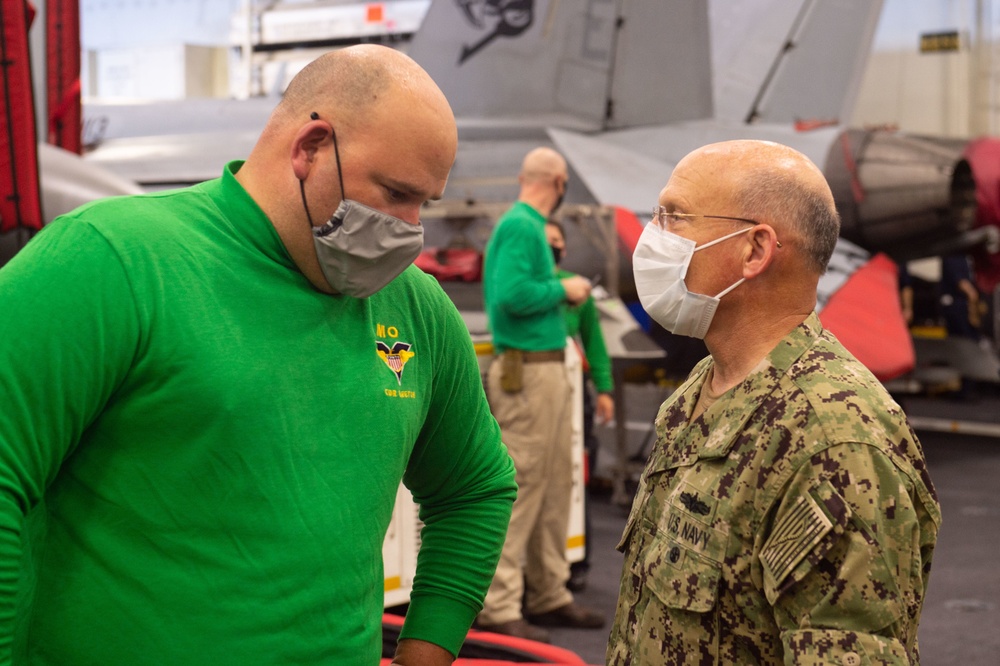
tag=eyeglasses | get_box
[651,206,783,248]
[651,206,758,229]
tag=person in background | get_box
[608,139,940,664]
[940,252,991,397]
[544,218,614,593]
[0,45,516,666]
[940,253,986,340]
[478,147,604,642]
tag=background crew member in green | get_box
[0,46,516,666]
[477,147,604,642]
[609,140,940,664]
[545,218,614,593]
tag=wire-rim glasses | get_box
[651,206,758,229]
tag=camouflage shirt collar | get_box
[765,312,824,376]
[648,313,823,469]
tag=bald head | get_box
[242,43,456,204]
[274,44,454,135]
[513,146,568,216]
[521,147,568,183]
[683,140,840,274]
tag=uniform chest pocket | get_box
[633,524,722,613]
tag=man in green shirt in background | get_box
[0,45,516,666]
[478,147,604,642]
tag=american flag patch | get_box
[761,493,833,589]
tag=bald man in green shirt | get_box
[0,46,516,666]
[478,147,604,642]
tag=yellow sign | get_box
[920,31,961,53]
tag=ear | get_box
[742,224,779,279]
[290,121,333,181]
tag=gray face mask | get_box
[300,113,424,298]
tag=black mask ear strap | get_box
[330,125,346,202]
[310,111,346,201]
[299,179,315,228]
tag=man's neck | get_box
[518,193,552,218]
[705,311,810,393]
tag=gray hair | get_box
[735,168,841,274]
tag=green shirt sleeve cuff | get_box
[397,592,479,657]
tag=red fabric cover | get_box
[963,137,1000,295]
[46,0,80,154]
[0,0,44,233]
[819,253,915,382]
[414,247,483,282]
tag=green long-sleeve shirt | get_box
[0,162,516,665]
[483,202,567,352]
[556,268,613,394]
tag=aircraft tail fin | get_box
[712,0,884,125]
[407,0,713,130]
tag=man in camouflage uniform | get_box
[607,140,941,665]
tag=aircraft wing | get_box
[545,128,675,216]
[548,121,843,214]
[84,130,259,189]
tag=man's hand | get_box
[561,275,592,305]
[595,392,615,424]
[391,638,455,666]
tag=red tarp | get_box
[0,0,43,233]
[819,252,915,382]
[46,0,80,154]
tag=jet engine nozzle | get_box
[826,129,977,261]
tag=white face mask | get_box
[633,222,750,339]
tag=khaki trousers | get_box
[479,357,575,624]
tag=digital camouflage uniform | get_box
[608,313,940,665]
